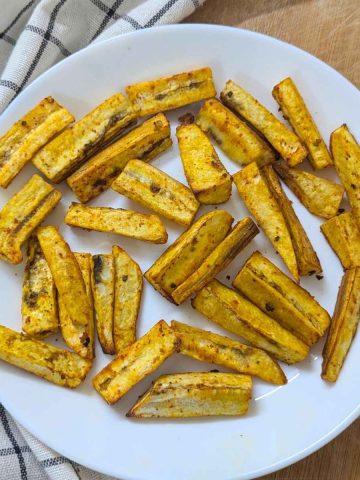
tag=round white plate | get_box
[0,24,359,480]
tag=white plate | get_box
[0,24,359,480]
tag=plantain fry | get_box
[37,226,92,328]
[65,203,167,244]
[113,246,142,353]
[322,268,360,382]
[91,254,115,355]
[93,320,179,404]
[233,162,299,281]
[321,212,360,269]
[67,113,171,203]
[196,98,275,167]
[172,217,259,304]
[272,77,332,169]
[262,164,321,275]
[331,124,360,228]
[176,122,232,204]
[0,175,61,264]
[171,321,286,385]
[59,253,95,359]
[221,80,307,166]
[126,67,216,117]
[145,210,233,301]
[273,159,344,219]
[192,279,309,364]
[112,159,199,226]
[0,97,74,188]
[21,236,58,338]
[233,252,330,346]
[127,372,252,418]
[0,325,92,388]
[32,93,136,183]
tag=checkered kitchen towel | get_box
[0,0,204,113]
[0,1,205,478]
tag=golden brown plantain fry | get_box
[65,203,167,244]
[127,372,252,418]
[126,67,216,117]
[176,122,232,204]
[331,124,360,228]
[32,93,136,183]
[221,80,307,166]
[272,77,332,170]
[171,217,259,304]
[192,279,309,364]
[145,210,233,301]
[37,226,92,328]
[196,98,275,167]
[171,321,286,385]
[113,246,142,353]
[321,212,360,269]
[112,159,199,226]
[91,254,115,355]
[322,268,360,382]
[0,174,61,264]
[59,253,95,359]
[233,162,299,281]
[233,251,330,346]
[0,325,92,388]
[93,320,179,404]
[261,164,321,275]
[67,113,171,203]
[273,159,344,219]
[0,97,74,188]
[22,236,58,338]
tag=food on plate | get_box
[0,325,92,388]
[171,217,259,304]
[32,93,136,183]
[176,122,232,204]
[92,254,115,355]
[112,159,200,226]
[0,175,61,264]
[113,246,142,354]
[272,77,333,169]
[93,320,179,404]
[261,164,321,275]
[273,159,344,219]
[127,372,252,418]
[126,67,216,117]
[171,321,286,385]
[65,203,168,244]
[221,80,307,166]
[331,124,360,228]
[67,113,171,203]
[37,226,92,328]
[322,268,360,382]
[0,97,74,188]
[321,212,360,269]
[21,236,58,338]
[196,98,274,167]
[145,210,233,301]
[192,279,309,364]
[233,252,330,346]
[233,162,298,281]
[59,253,95,359]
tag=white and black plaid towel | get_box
[0,0,204,113]
[0,1,204,479]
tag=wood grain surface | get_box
[185,1,360,479]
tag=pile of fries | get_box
[0,66,359,418]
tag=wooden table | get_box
[185,1,360,479]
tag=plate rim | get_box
[1,23,359,480]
